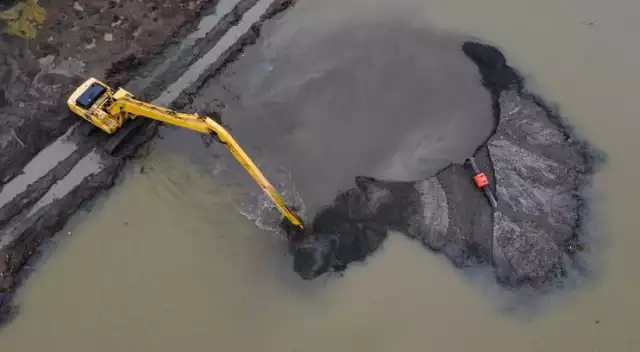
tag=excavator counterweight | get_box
[68,77,304,230]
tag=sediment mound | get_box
[291,42,597,288]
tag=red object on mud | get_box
[473,173,489,188]
[466,157,498,209]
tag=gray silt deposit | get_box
[291,42,598,289]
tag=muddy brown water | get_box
[2,0,640,350]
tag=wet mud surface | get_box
[2,0,639,350]
[0,0,599,333]
[188,21,495,215]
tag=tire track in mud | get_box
[0,0,297,327]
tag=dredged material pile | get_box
[290,42,597,288]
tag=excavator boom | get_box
[67,77,304,230]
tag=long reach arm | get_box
[108,96,304,230]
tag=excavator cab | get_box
[67,78,132,134]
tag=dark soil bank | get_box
[0,0,212,184]
[291,42,599,290]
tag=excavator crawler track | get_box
[103,118,149,156]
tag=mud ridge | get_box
[0,143,93,228]
[0,125,156,329]
[0,0,225,327]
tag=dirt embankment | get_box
[0,0,212,184]
[0,0,215,326]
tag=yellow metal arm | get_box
[108,97,304,230]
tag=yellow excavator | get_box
[67,77,304,230]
